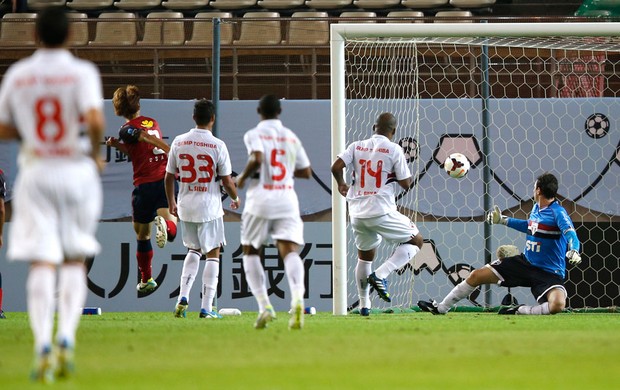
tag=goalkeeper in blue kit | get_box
[419,172,582,315]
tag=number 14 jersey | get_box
[338,134,411,219]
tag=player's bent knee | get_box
[548,300,565,314]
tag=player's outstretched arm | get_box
[140,131,170,153]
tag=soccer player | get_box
[236,94,312,330]
[331,112,424,316]
[106,85,177,293]
[418,172,582,315]
[165,99,240,319]
[0,8,105,381]
[0,169,6,319]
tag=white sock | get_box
[355,259,372,309]
[179,250,201,303]
[438,280,476,313]
[243,254,271,312]
[375,244,419,279]
[517,302,550,315]
[201,258,219,312]
[27,266,56,353]
[283,252,305,306]
[57,263,87,347]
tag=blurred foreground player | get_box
[0,9,105,382]
[419,172,582,315]
[0,169,6,319]
[107,85,177,293]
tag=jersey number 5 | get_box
[271,149,286,181]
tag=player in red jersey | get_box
[106,85,177,293]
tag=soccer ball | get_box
[585,113,609,139]
[443,153,470,179]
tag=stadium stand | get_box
[0,12,36,46]
[66,0,115,11]
[434,9,473,20]
[338,10,376,21]
[113,0,162,11]
[88,11,137,45]
[449,0,496,8]
[352,0,401,10]
[257,0,305,10]
[185,11,234,45]
[209,0,257,10]
[304,0,352,10]
[233,11,281,45]
[27,0,67,10]
[285,10,329,45]
[138,11,185,45]
[66,12,90,46]
[386,10,425,22]
[161,0,210,10]
[401,0,448,9]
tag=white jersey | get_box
[0,49,103,164]
[0,48,104,263]
[242,119,310,219]
[338,134,411,218]
[166,128,232,223]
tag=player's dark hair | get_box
[536,172,558,199]
[374,112,396,135]
[258,94,281,119]
[194,99,215,126]
[37,8,69,47]
[113,85,141,119]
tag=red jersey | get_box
[123,116,168,186]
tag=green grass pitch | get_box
[1,311,619,389]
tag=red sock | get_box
[136,239,154,282]
[166,220,177,242]
[0,288,3,311]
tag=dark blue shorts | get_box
[131,180,169,224]
[489,254,565,303]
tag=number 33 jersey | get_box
[243,119,310,219]
[166,128,232,222]
[338,134,411,218]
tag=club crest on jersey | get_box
[141,119,154,128]
[529,221,539,235]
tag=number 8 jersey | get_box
[337,134,411,218]
[243,119,310,219]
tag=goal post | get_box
[331,22,620,315]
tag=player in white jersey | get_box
[331,112,424,316]
[236,95,312,330]
[0,9,105,382]
[165,99,239,319]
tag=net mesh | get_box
[342,34,620,312]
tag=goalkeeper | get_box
[419,172,582,315]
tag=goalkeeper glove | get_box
[566,250,582,265]
[486,205,507,225]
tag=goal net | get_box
[330,23,620,315]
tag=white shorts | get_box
[180,218,226,254]
[240,212,304,249]
[350,210,419,251]
[8,158,102,264]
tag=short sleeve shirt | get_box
[166,128,232,222]
[242,119,310,219]
[338,134,411,218]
